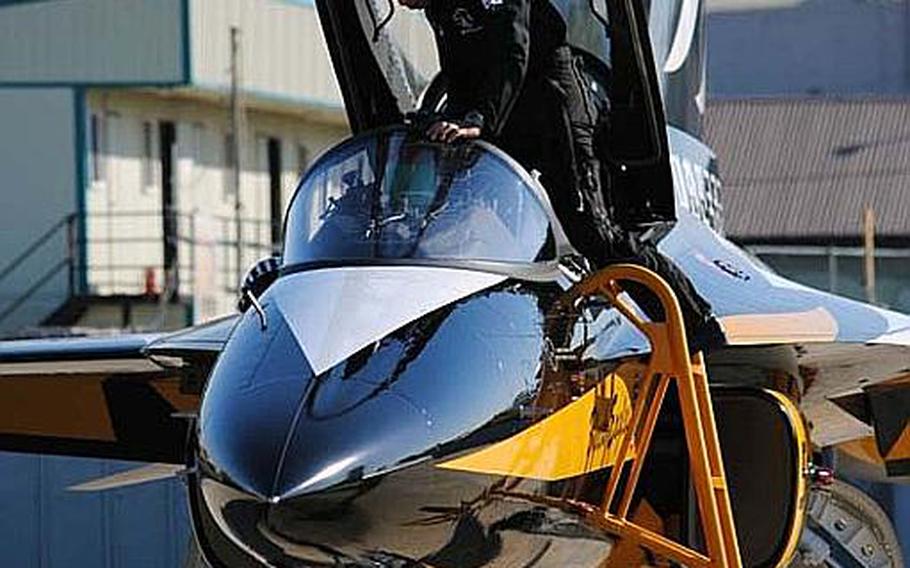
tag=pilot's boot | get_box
[625,241,724,353]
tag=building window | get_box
[141,121,155,191]
[188,122,205,187]
[297,144,309,177]
[223,132,236,199]
[90,113,106,184]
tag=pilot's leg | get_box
[495,49,612,268]
[545,50,721,349]
[551,48,606,221]
[497,76,593,243]
[616,237,723,351]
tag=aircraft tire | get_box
[789,479,904,568]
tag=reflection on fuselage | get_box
[191,269,697,566]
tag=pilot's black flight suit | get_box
[424,0,716,343]
[426,0,607,261]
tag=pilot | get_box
[399,0,608,263]
[399,0,719,346]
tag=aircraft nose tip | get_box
[270,379,432,501]
[197,304,315,499]
[197,301,432,502]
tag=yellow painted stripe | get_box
[836,427,910,475]
[838,437,884,466]
[151,377,201,413]
[885,424,910,462]
[438,374,634,481]
[719,307,838,345]
[0,374,116,441]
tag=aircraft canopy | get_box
[283,128,556,266]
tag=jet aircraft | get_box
[0,1,907,567]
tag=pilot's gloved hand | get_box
[426,120,481,143]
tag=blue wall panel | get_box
[0,453,41,567]
[0,453,190,568]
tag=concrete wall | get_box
[190,0,340,108]
[83,93,165,303]
[708,0,910,96]
[0,0,186,85]
[189,0,438,111]
[84,89,348,321]
[0,88,79,333]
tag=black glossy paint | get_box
[191,258,813,567]
[198,299,316,498]
[191,459,614,567]
[189,261,737,567]
[197,278,553,499]
[193,277,597,565]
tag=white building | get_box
[0,0,436,332]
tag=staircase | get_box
[0,214,80,335]
[0,213,192,337]
[42,294,192,332]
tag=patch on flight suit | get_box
[451,0,507,36]
[451,7,483,34]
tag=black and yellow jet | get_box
[0,1,907,567]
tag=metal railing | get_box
[0,214,79,327]
[0,210,282,329]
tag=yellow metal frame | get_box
[762,388,810,568]
[565,264,743,568]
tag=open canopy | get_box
[315,0,695,225]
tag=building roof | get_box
[704,98,910,242]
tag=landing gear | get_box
[790,479,904,568]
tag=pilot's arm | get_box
[422,0,531,142]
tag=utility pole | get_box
[863,205,876,305]
[230,26,244,284]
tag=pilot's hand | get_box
[427,121,481,143]
[398,0,429,8]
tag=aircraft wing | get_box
[0,316,236,464]
[659,213,910,476]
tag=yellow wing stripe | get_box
[0,374,116,441]
[437,375,634,481]
[719,307,838,345]
[885,425,910,462]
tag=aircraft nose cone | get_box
[197,266,541,503]
[270,368,433,500]
[197,297,433,502]
[198,303,315,499]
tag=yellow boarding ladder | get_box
[568,264,743,568]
